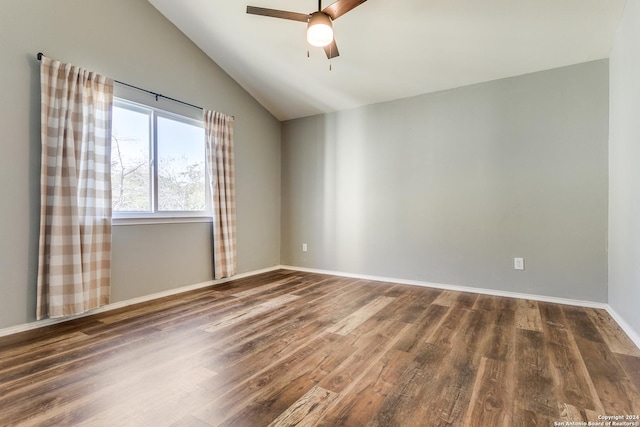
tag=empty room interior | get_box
[1,0,640,425]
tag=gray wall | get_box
[609,0,640,337]
[0,0,281,329]
[282,61,609,302]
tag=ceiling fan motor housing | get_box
[307,12,333,47]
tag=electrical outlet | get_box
[302,243,308,252]
[514,257,524,271]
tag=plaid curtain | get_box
[37,56,114,319]
[204,110,236,279]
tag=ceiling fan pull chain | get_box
[307,49,310,58]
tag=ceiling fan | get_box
[246,0,368,59]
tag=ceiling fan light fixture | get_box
[307,12,333,47]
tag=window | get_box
[111,98,209,219]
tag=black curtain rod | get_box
[36,52,204,111]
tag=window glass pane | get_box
[157,116,206,211]
[111,105,151,211]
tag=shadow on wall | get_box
[281,61,609,302]
[27,55,43,322]
[282,111,373,273]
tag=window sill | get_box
[113,216,212,226]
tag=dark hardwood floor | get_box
[1,269,639,426]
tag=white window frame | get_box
[111,97,211,224]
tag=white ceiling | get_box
[148,0,626,121]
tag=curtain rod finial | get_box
[37,52,43,60]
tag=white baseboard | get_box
[280,265,609,309]
[0,265,281,338]
[281,265,640,349]
[605,306,640,350]
[4,264,639,352]
[280,265,640,348]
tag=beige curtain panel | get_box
[37,56,114,319]
[204,109,237,279]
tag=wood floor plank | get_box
[515,299,544,332]
[198,279,377,379]
[471,294,517,362]
[325,296,395,336]
[207,276,358,351]
[432,289,459,307]
[367,343,450,427]
[0,324,167,398]
[512,410,555,427]
[194,333,355,426]
[0,330,90,368]
[393,303,449,353]
[231,275,302,299]
[68,365,217,427]
[514,329,559,423]
[199,317,338,397]
[374,305,490,426]
[585,307,640,357]
[203,294,300,333]
[557,402,600,424]
[562,305,606,344]
[267,386,338,427]
[616,353,640,393]
[463,357,510,427]
[90,288,223,326]
[1,270,639,427]
[195,282,382,397]
[572,334,640,414]
[214,270,295,294]
[420,308,495,426]
[169,415,213,427]
[425,306,472,348]
[318,319,409,394]
[317,349,414,426]
[393,287,441,324]
[10,334,219,426]
[538,302,604,413]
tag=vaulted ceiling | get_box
[148,0,626,121]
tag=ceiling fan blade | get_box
[246,6,309,22]
[323,39,340,59]
[322,0,367,20]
